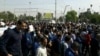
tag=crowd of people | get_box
[0,20,100,56]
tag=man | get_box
[21,25,34,56]
[83,31,92,56]
[51,31,62,56]
[61,35,71,56]
[65,42,79,56]
[36,37,48,56]
[90,34,100,56]
[0,20,28,56]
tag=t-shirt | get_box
[36,46,47,56]
[85,34,91,45]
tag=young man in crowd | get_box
[36,37,48,56]
[61,35,71,56]
[21,25,34,56]
[65,42,79,56]
[0,20,28,56]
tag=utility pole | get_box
[29,2,31,21]
[63,5,70,23]
[78,8,81,23]
[14,9,15,19]
[29,2,31,16]
[63,5,70,15]
[55,0,57,21]
[4,0,6,12]
[4,0,8,20]
[90,4,93,12]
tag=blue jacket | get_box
[65,48,78,56]
[32,41,40,56]
[0,28,22,56]
[21,32,33,49]
[49,33,57,41]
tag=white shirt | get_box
[36,46,47,56]
[80,31,87,40]
[63,42,69,52]
[71,33,76,40]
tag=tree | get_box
[18,14,26,19]
[65,10,77,22]
[79,9,100,24]
[0,11,16,21]
[0,12,7,20]
[18,14,35,21]
[7,11,16,20]
[91,12,100,24]
[26,16,35,20]
[58,16,63,22]
[79,8,92,22]
[36,12,42,20]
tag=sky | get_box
[0,0,100,17]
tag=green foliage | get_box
[36,12,42,20]
[65,10,77,22]
[0,11,16,21]
[91,12,100,24]
[0,11,35,21]
[58,16,63,22]
[79,9,100,24]
[18,14,35,21]
[65,9,100,24]
[79,9,92,22]
[26,16,35,20]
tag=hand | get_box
[75,50,79,55]
[48,41,52,47]
[8,54,12,56]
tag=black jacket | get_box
[0,28,23,56]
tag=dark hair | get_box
[40,37,47,43]
[44,29,49,35]
[65,35,71,42]
[71,42,79,50]
[88,31,92,34]
[16,19,27,25]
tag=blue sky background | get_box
[0,0,100,17]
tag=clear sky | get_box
[0,0,100,16]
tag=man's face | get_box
[19,22,27,31]
[43,38,48,47]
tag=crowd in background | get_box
[0,20,100,56]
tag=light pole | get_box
[63,5,70,15]
[78,8,81,23]
[63,5,70,23]
[14,9,15,19]
[55,0,57,21]
[99,6,100,14]
[4,0,8,20]
[4,0,6,12]
[90,4,93,12]
[29,2,31,21]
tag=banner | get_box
[43,13,53,19]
